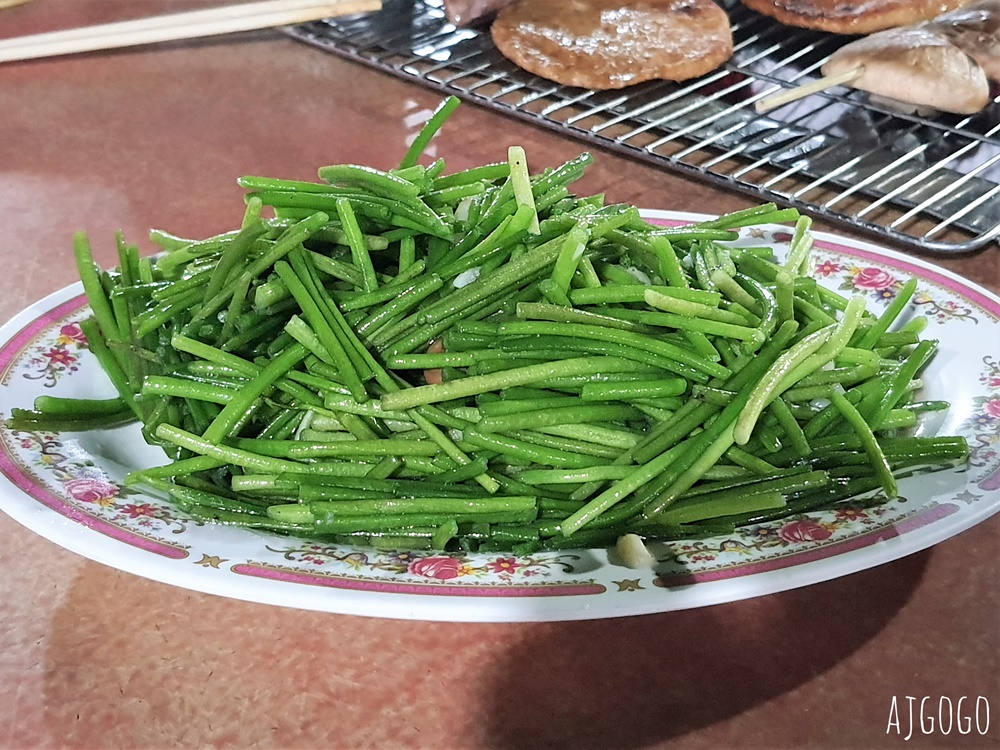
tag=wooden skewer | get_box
[754,66,866,113]
[0,0,381,63]
[0,0,360,48]
[0,0,34,10]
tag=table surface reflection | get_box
[0,2,997,749]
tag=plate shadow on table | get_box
[479,550,930,750]
[27,544,927,749]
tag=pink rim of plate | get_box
[0,211,997,620]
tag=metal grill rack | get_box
[287,0,1000,255]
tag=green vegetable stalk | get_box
[6,97,968,555]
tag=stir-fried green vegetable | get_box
[6,97,968,555]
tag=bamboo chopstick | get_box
[754,67,865,113]
[0,0,381,63]
[0,0,356,48]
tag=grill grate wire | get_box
[287,0,1000,255]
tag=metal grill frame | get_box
[286,0,1000,256]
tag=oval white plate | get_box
[1,211,998,622]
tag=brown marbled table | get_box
[0,3,997,748]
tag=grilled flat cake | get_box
[491,0,734,89]
[739,0,970,34]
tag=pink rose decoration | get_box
[778,518,832,543]
[985,399,1000,420]
[408,556,464,580]
[64,477,119,503]
[59,322,87,344]
[853,267,897,291]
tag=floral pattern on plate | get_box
[20,320,89,388]
[810,252,979,323]
[12,425,189,536]
[0,212,997,621]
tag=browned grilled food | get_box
[443,0,515,25]
[821,26,990,113]
[490,0,734,90]
[927,0,1000,79]
[740,0,970,34]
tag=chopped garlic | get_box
[616,533,655,569]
